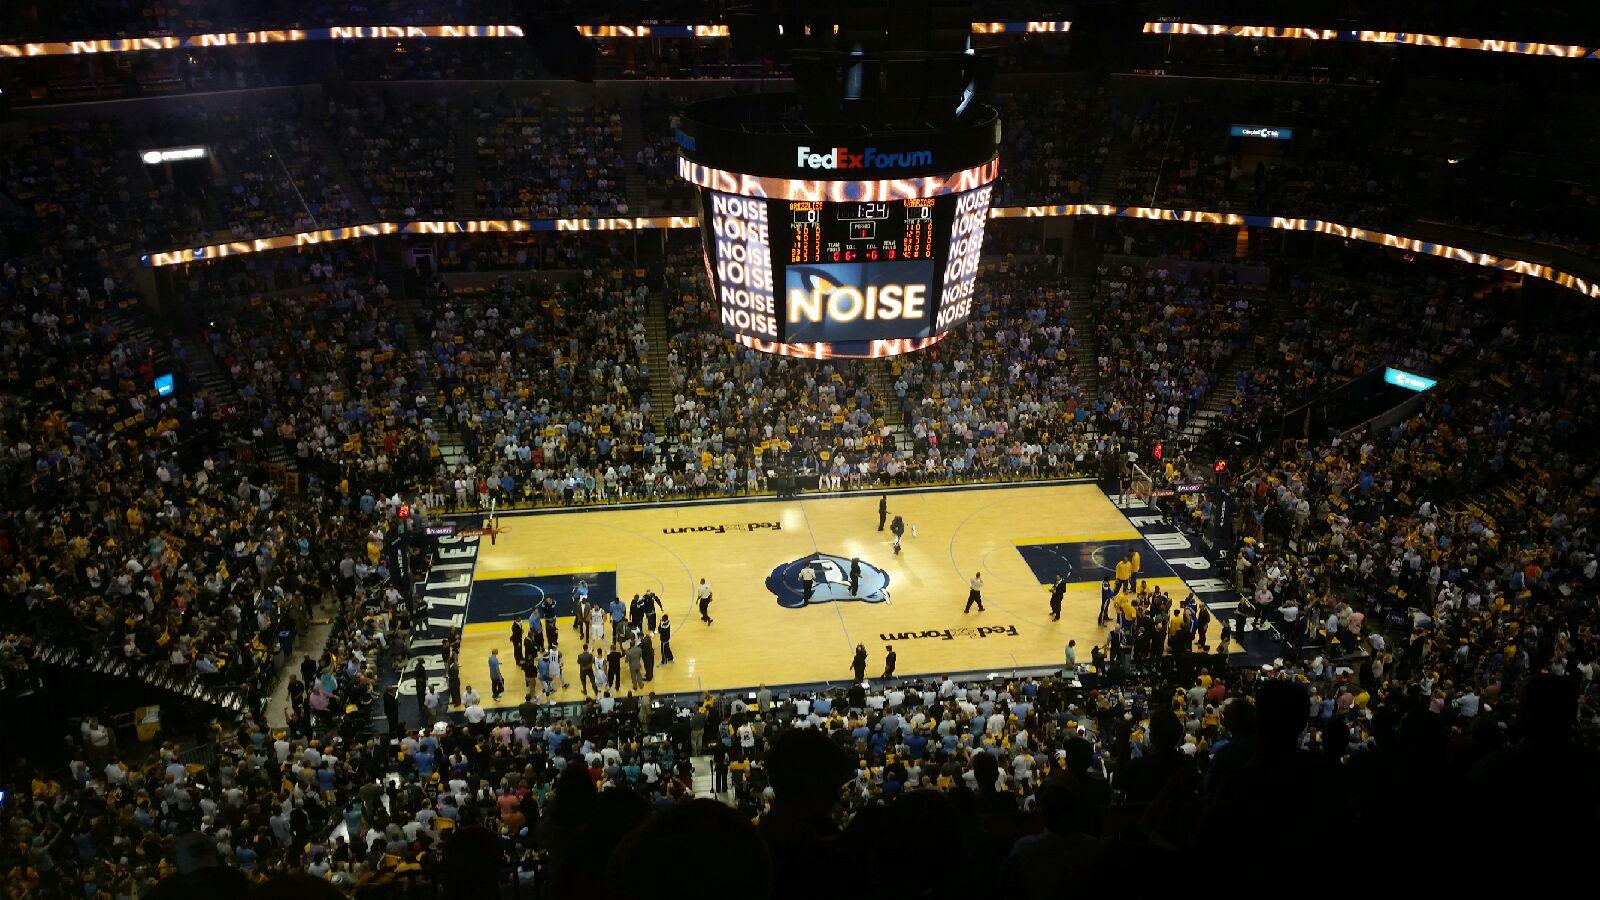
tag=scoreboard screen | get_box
[679,92,1000,358]
[696,182,995,358]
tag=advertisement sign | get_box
[1229,124,1293,140]
[1383,367,1437,391]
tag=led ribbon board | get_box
[137,208,1600,304]
[1142,22,1600,60]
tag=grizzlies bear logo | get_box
[767,553,890,609]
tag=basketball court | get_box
[454,481,1226,707]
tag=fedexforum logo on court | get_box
[880,625,1021,642]
[662,521,782,535]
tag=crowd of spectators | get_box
[4,36,1600,898]
[6,631,1595,896]
[635,91,698,213]
[325,94,457,221]
[1090,258,1263,447]
[421,269,656,507]
[139,98,365,248]
[198,247,436,492]
[992,85,1111,206]
[0,253,385,716]
[890,259,1103,482]
[663,253,896,491]
[1214,259,1495,441]
[473,92,629,219]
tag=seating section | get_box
[473,92,629,218]
[423,270,655,505]
[327,94,458,219]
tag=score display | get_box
[785,198,939,265]
[697,180,995,358]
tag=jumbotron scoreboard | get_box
[677,94,1000,358]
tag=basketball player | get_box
[658,615,674,665]
[1113,555,1134,597]
[890,514,905,556]
[644,591,665,631]
[588,603,607,647]
[964,573,984,613]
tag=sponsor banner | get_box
[1,18,1075,58]
[397,534,480,698]
[797,145,934,172]
[7,20,1591,59]
[731,332,949,360]
[936,185,993,332]
[662,521,783,535]
[577,24,730,38]
[1141,21,1600,60]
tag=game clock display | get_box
[786,199,936,264]
[699,184,993,358]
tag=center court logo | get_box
[767,552,890,609]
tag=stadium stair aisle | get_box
[387,275,441,410]
[178,331,299,470]
[1063,272,1100,399]
[307,108,378,223]
[619,88,651,213]
[1181,289,1285,451]
[451,98,480,218]
[690,755,719,799]
[867,361,912,452]
[105,310,178,375]
[262,593,338,728]
[643,289,673,428]
[1091,143,1130,204]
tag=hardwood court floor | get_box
[457,482,1218,707]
